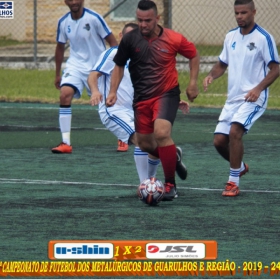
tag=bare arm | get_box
[105,65,125,107]
[203,60,228,92]
[186,51,200,102]
[88,71,103,106]
[54,42,65,89]
[105,33,118,47]
[244,62,279,102]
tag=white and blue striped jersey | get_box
[56,8,112,74]
[93,47,134,117]
[219,24,279,106]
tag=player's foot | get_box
[51,142,72,154]
[162,182,176,201]
[176,147,187,180]
[240,163,249,177]
[222,181,240,197]
[117,140,129,152]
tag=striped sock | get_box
[229,167,240,186]
[148,157,160,178]
[59,106,72,145]
[134,147,148,183]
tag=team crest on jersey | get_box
[64,73,71,78]
[83,23,90,31]
[247,42,256,51]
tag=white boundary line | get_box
[0,178,279,193]
[0,124,107,130]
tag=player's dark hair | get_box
[234,0,255,9]
[122,22,138,35]
[137,0,158,15]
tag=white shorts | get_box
[60,68,91,99]
[99,105,135,143]
[215,100,266,135]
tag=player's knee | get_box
[213,134,227,150]
[60,92,73,104]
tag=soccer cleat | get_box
[162,182,176,201]
[117,140,129,152]
[51,142,72,154]
[240,163,249,177]
[222,181,240,197]
[176,147,187,180]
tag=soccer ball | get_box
[137,177,165,206]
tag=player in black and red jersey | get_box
[106,0,200,200]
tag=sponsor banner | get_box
[49,240,217,260]
[0,1,13,19]
[0,260,275,277]
[146,243,205,259]
[53,242,114,259]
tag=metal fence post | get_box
[33,0,37,64]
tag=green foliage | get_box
[196,44,280,56]
[0,68,89,104]
[196,44,223,56]
[0,68,280,108]
[179,71,280,108]
[0,35,24,47]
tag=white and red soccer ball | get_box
[137,177,165,206]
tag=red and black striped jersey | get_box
[113,25,197,103]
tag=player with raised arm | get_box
[203,0,279,196]
[51,0,118,154]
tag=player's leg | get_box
[102,107,152,183]
[214,131,248,177]
[148,154,160,178]
[129,133,149,183]
[52,69,83,153]
[219,102,265,196]
[136,89,183,200]
[153,119,178,200]
[213,133,230,161]
[51,85,74,153]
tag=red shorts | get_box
[134,86,180,134]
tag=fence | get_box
[0,0,280,69]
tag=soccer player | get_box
[51,0,118,153]
[88,23,160,183]
[203,0,279,196]
[106,0,200,200]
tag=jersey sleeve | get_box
[92,48,117,74]
[219,36,229,65]
[113,37,130,67]
[91,12,112,39]
[262,34,279,66]
[56,17,67,44]
[178,36,197,59]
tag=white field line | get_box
[0,124,107,130]
[0,178,279,193]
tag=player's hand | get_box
[244,88,261,102]
[106,92,117,107]
[186,83,199,102]
[54,76,61,90]
[90,91,103,106]
[203,76,213,92]
[178,100,190,114]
